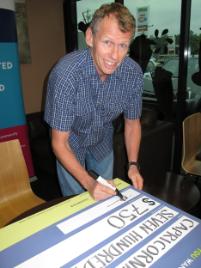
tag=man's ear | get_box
[85,27,93,47]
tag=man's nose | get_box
[111,45,119,60]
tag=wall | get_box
[20,0,65,114]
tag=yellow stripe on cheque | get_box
[0,179,128,251]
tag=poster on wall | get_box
[137,6,149,33]
[15,0,31,63]
[0,0,34,176]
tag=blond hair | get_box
[90,3,135,37]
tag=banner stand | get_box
[0,0,34,177]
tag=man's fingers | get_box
[131,174,143,190]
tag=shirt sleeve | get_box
[44,67,76,131]
[124,68,144,120]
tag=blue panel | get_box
[0,43,25,128]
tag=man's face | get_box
[86,15,133,80]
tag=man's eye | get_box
[120,44,128,49]
[103,40,112,46]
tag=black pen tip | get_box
[115,189,127,201]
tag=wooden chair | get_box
[182,112,201,178]
[0,139,45,227]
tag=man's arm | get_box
[51,128,115,200]
[124,118,143,190]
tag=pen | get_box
[88,170,127,201]
[115,187,127,201]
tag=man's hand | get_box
[88,179,116,201]
[128,166,143,190]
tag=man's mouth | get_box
[104,60,117,69]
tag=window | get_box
[188,0,201,105]
[76,0,114,49]
[125,0,201,115]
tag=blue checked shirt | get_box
[44,48,143,165]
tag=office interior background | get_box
[1,0,201,216]
[16,0,201,171]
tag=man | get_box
[44,3,143,200]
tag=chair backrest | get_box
[182,112,201,173]
[0,139,31,204]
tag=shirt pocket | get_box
[73,97,95,133]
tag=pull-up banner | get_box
[0,0,34,176]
